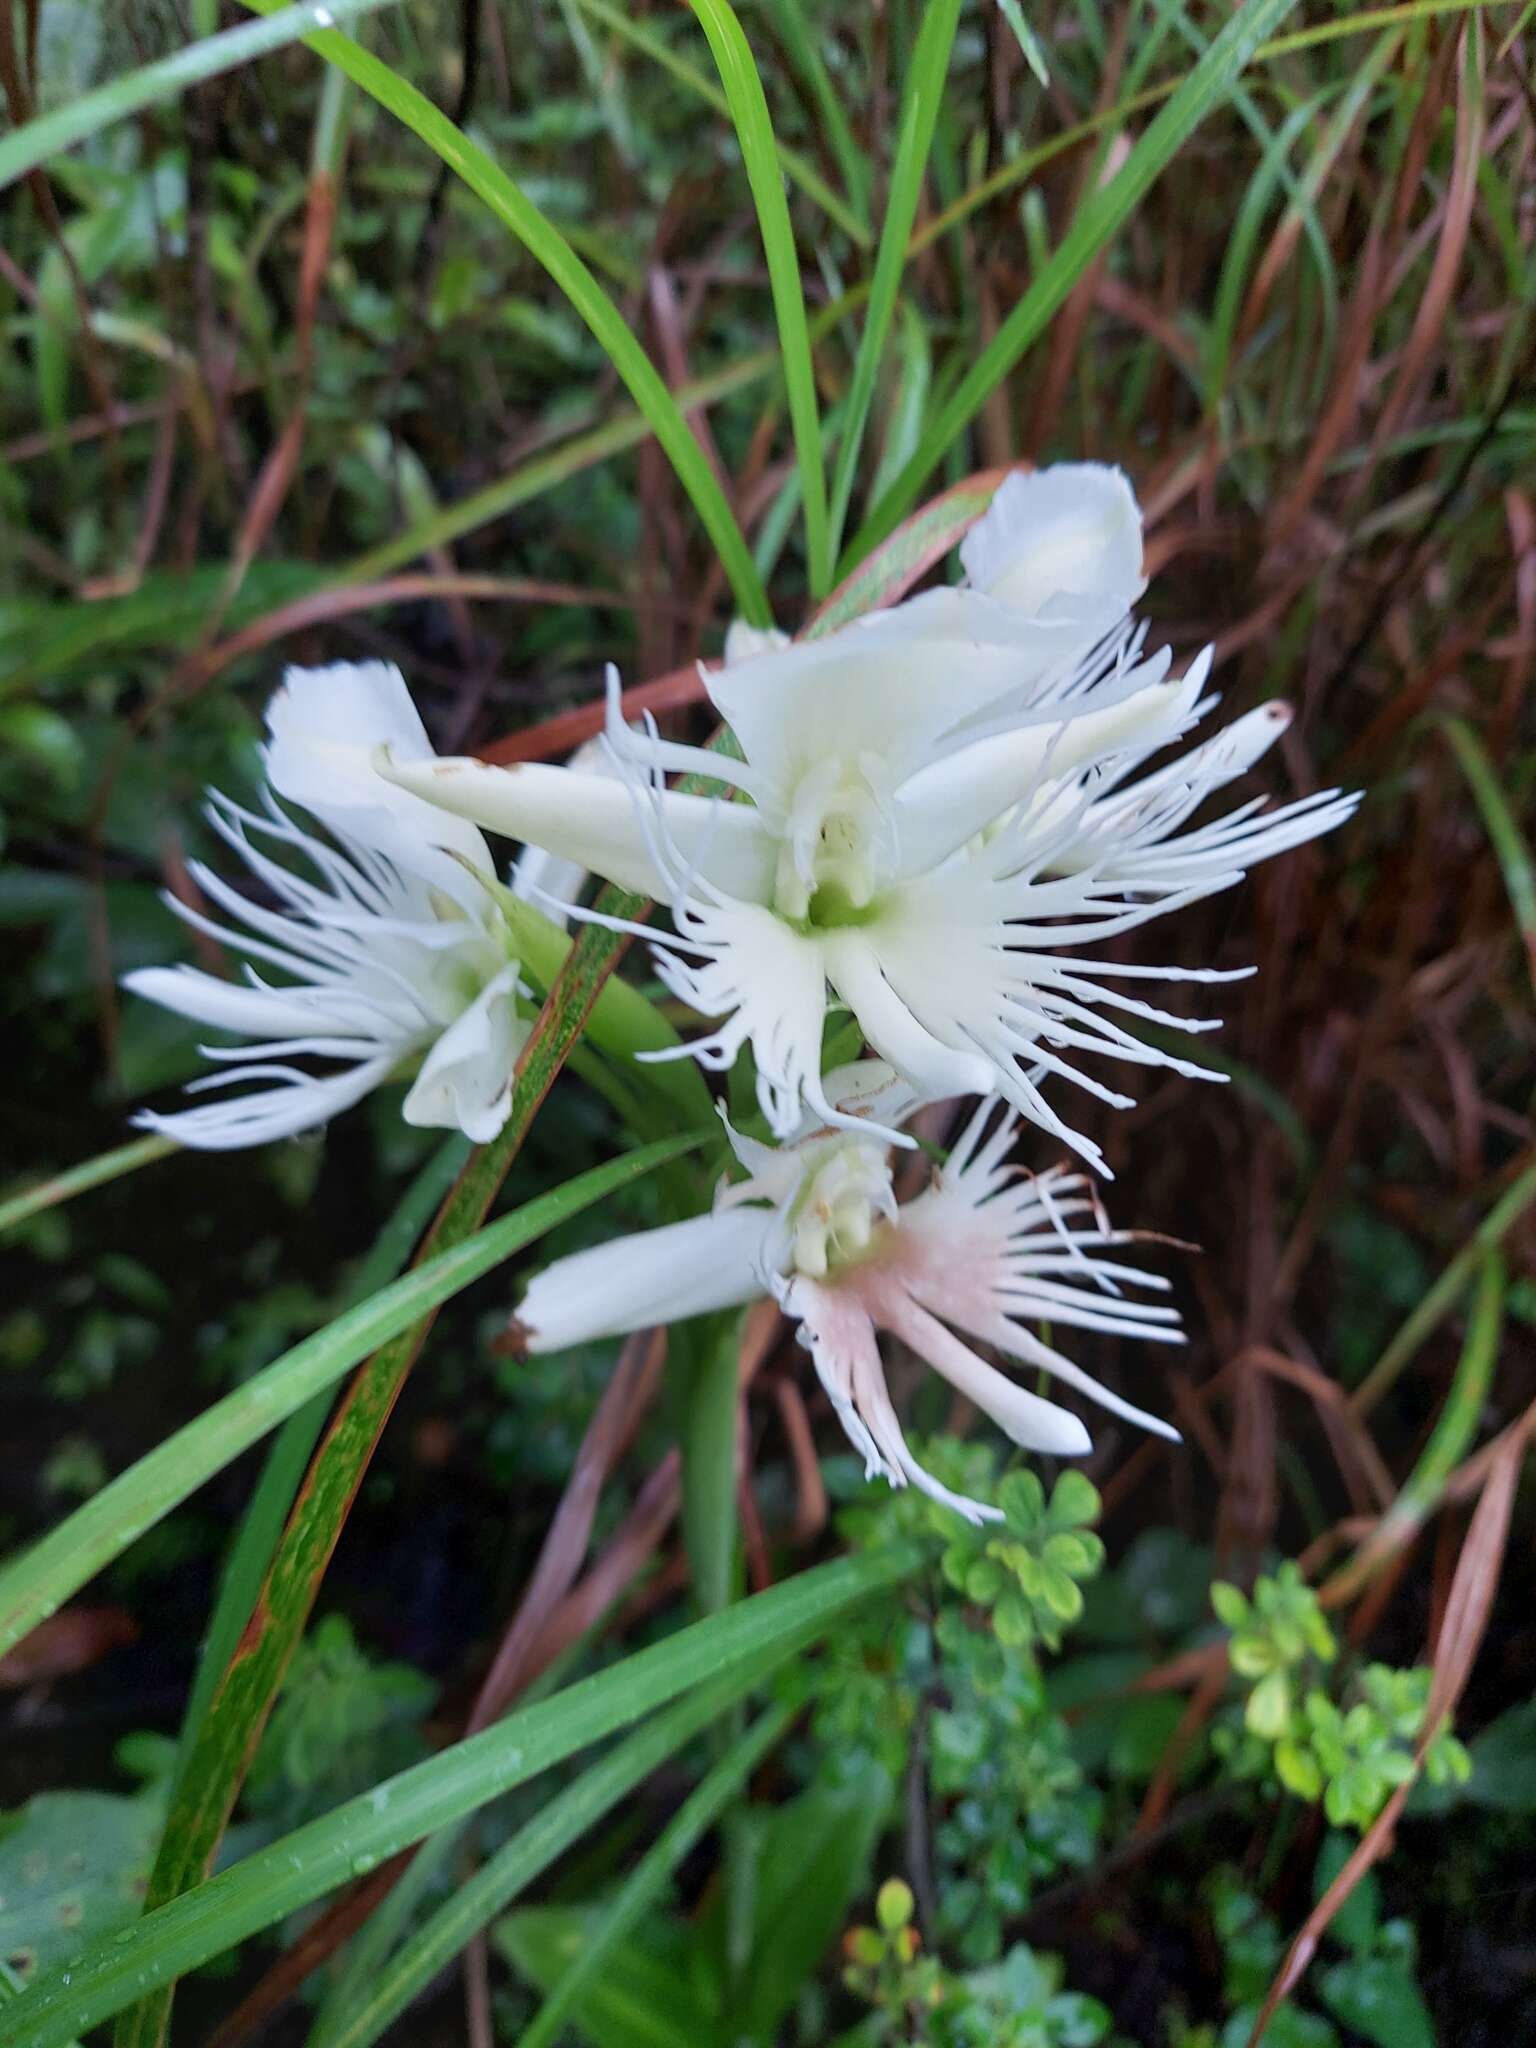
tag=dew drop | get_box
[351,1852,377,1875]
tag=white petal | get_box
[121,965,349,1041]
[822,931,995,1106]
[704,630,1091,817]
[892,665,1198,874]
[401,961,525,1143]
[723,619,790,664]
[265,662,492,899]
[786,1277,1000,1522]
[380,754,778,905]
[132,1051,398,1151]
[517,1204,779,1351]
[883,1293,1092,1457]
[507,736,616,925]
[959,463,1144,615]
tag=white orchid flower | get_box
[383,465,1358,1171]
[511,1063,1183,1523]
[124,662,530,1149]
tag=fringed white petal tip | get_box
[125,671,527,1150]
[384,461,1355,1156]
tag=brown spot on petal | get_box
[490,1316,534,1360]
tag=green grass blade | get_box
[116,901,690,2046]
[687,0,830,597]
[1350,1156,1536,1419]
[826,0,962,571]
[0,1128,706,1660]
[513,1699,795,2048]
[237,1,771,625]
[1441,714,1536,997]
[0,1135,177,1238]
[568,0,868,244]
[4,1550,917,2048]
[320,1644,800,2048]
[851,0,1306,556]
[766,0,871,228]
[808,467,1001,638]
[0,0,396,192]
[161,1136,469,1803]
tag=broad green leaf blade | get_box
[501,1915,725,2048]
[512,1701,795,2048]
[0,0,396,192]
[236,0,770,625]
[687,0,830,596]
[4,1549,919,2048]
[0,1127,706,1660]
[826,0,962,569]
[852,0,1307,556]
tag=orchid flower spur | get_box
[124,662,530,1149]
[510,1063,1182,1523]
[383,464,1358,1172]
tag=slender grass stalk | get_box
[1350,1155,1536,1418]
[568,0,868,243]
[161,1136,469,1801]
[1441,714,1536,997]
[0,1135,177,1237]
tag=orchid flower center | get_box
[773,758,891,927]
[789,1139,896,1280]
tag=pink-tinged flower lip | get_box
[516,1085,1184,1521]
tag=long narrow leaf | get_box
[321,1643,800,2048]
[568,0,867,243]
[237,0,771,624]
[687,0,831,596]
[852,0,1307,555]
[826,0,962,570]
[0,1135,176,1238]
[514,1700,794,2048]
[0,0,396,191]
[0,1129,706,1659]
[4,1549,918,2048]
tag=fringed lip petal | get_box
[881,1291,1094,1458]
[130,1051,400,1150]
[265,660,493,906]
